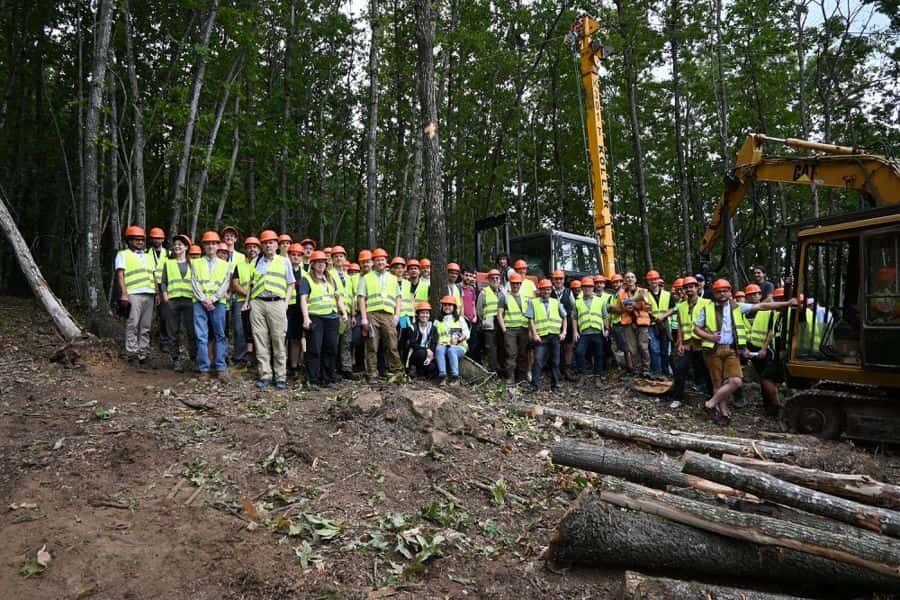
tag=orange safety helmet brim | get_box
[440,295,457,305]
[288,243,304,255]
[419,258,431,268]
[509,273,523,284]
[216,242,229,252]
[244,236,261,247]
[538,279,552,289]
[390,257,406,267]
[570,280,582,289]
[278,234,293,243]
[300,238,317,248]
[372,248,389,259]
[415,302,432,312]
[580,276,595,287]
[487,269,501,277]
[348,263,361,272]
[173,234,192,248]
[331,245,347,256]
[358,250,373,261]
[645,270,660,281]
[744,284,761,295]
[259,230,279,243]
[188,245,202,256]
[552,269,565,279]
[513,260,528,270]
[124,225,145,238]
[201,231,221,244]
[310,250,327,262]
[712,279,732,291]
[672,278,684,289]
[611,274,623,282]
[682,277,698,286]
[407,259,420,268]
[447,262,461,272]
[149,227,165,239]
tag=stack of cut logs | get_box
[521,405,900,598]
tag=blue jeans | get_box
[435,344,465,377]
[194,302,227,372]
[575,333,605,375]
[649,326,670,376]
[532,335,560,390]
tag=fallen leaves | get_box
[20,545,51,578]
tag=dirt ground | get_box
[2,297,898,599]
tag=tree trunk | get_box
[214,94,240,231]
[623,571,811,600]
[683,451,900,538]
[107,63,121,253]
[551,441,755,499]
[189,50,243,239]
[721,454,900,510]
[123,0,146,228]
[415,0,448,308]
[82,0,116,313]
[169,0,218,235]
[549,488,899,593]
[365,0,381,248]
[0,192,83,341]
[517,405,804,459]
[402,133,423,258]
[668,0,691,274]
[280,0,297,237]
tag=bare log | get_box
[722,453,900,510]
[549,488,899,593]
[0,192,83,341]
[683,451,900,538]
[623,571,812,600]
[595,477,900,578]
[518,405,804,459]
[551,441,755,499]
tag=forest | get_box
[0,0,897,316]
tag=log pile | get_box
[535,405,900,596]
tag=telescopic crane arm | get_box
[566,14,616,277]
[700,133,900,256]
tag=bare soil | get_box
[1,297,898,599]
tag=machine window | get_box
[865,233,900,326]
[554,238,600,275]
[509,236,550,279]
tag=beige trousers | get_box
[125,293,155,357]
[250,298,288,382]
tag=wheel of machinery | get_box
[782,392,844,440]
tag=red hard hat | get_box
[682,276,698,286]
[124,225,145,238]
[173,234,192,248]
[538,279,552,289]
[419,258,431,268]
[570,280,582,289]
[300,238,316,248]
[712,279,732,291]
[447,262,461,272]
[188,244,202,256]
[358,250,373,261]
[415,302,432,312]
[509,273,523,284]
[514,259,528,270]
[310,250,327,262]
[331,245,347,256]
[744,284,761,295]
[440,295,457,305]
[645,269,660,281]
[288,243,304,255]
[581,276,595,287]
[390,256,406,267]
[243,236,261,247]
[552,269,565,279]
[259,230,279,243]
[407,259,421,268]
[149,227,165,239]
[278,234,293,243]
[372,248,389,259]
[216,242,229,252]
[672,278,684,289]
[201,231,220,244]
[348,263,361,273]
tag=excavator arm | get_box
[699,134,900,255]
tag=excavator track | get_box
[783,385,900,442]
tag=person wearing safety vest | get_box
[669,278,684,357]
[300,238,317,272]
[605,273,627,369]
[498,273,530,385]
[694,279,797,425]
[527,279,567,392]
[160,234,197,372]
[231,236,260,366]
[350,250,373,373]
[357,248,403,382]
[247,230,295,389]
[220,225,248,364]
[401,302,438,378]
[329,245,357,380]
[115,226,157,366]
[188,244,202,258]
[278,234,293,258]
[420,258,431,284]
[285,243,307,379]
[406,259,429,303]
[445,262,463,306]
[646,270,675,377]
[573,276,609,383]
[146,227,170,352]
[300,250,348,389]
[743,284,777,414]
[551,269,577,380]
[391,256,414,364]
[476,269,505,374]
[190,231,232,378]
[609,271,652,377]
[512,259,537,298]
[667,276,711,409]
[434,295,469,386]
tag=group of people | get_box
[114,226,800,424]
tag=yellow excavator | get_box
[701,133,900,441]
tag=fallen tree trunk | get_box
[595,477,900,578]
[551,441,755,499]
[668,429,806,455]
[548,488,900,593]
[518,405,804,459]
[622,571,812,600]
[683,451,900,538]
[0,191,84,341]
[722,453,900,510]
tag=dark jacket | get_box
[401,321,438,360]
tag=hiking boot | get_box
[217,370,232,383]
[669,400,683,409]
[448,376,460,386]
[438,376,447,387]
[173,359,184,373]
[255,378,271,389]
[275,380,287,390]
[341,371,359,381]
[128,355,140,368]
[138,355,148,366]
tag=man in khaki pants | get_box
[357,247,402,382]
[248,230,295,390]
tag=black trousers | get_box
[408,346,437,378]
[466,320,482,362]
[306,315,339,384]
[165,298,196,361]
[672,348,709,402]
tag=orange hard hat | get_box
[552,269,565,279]
[348,263,360,273]
[538,279,552,289]
[734,290,746,298]
[673,278,684,289]
[407,259,421,268]
[288,243,304,255]
[415,302,432,312]
[594,274,607,283]
[611,273,623,282]
[509,273,523,284]
[310,250,327,262]
[216,242,229,253]
[300,238,316,248]
[440,295,457,305]
[581,276,595,287]
[773,287,785,299]
[744,284,761,295]
[149,227,165,239]
[278,234,293,243]
[390,256,406,267]
[220,225,239,237]
[372,248,389,259]
[682,276,698,286]
[201,231,220,244]
[358,250,373,261]
[514,259,528,270]
[645,269,660,281]
[712,279,732,291]
[259,230,278,243]
[487,269,501,277]
[447,262,461,272]
[570,280,582,289]
[173,234,192,248]
[419,258,431,268]
[244,236,261,247]
[324,247,333,255]
[124,225,145,238]
[331,245,347,256]
[188,244,202,257]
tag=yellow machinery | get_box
[566,14,615,277]
[702,133,900,440]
